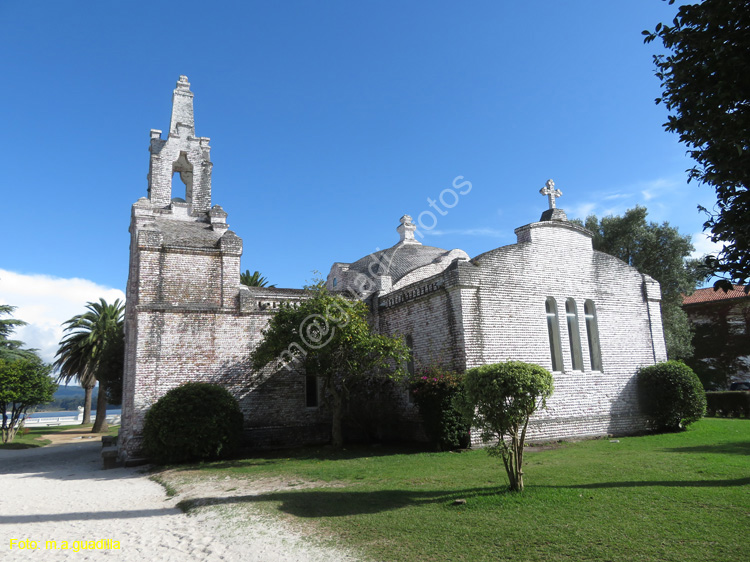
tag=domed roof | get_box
[347,243,455,284]
[332,215,469,290]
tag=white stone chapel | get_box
[118,77,667,462]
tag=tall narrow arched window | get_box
[584,300,603,371]
[566,298,583,371]
[545,297,563,372]
[305,375,319,408]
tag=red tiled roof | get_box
[682,285,749,305]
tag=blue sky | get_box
[0,1,717,362]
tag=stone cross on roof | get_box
[540,179,562,209]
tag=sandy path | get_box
[0,439,360,561]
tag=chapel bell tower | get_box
[147,75,213,216]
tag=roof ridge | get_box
[682,285,749,305]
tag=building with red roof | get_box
[682,286,750,389]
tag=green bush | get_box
[410,367,470,450]
[637,361,706,432]
[143,382,244,464]
[705,391,750,418]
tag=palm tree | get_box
[54,327,97,424]
[240,270,276,288]
[54,299,125,433]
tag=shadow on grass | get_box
[662,441,750,455]
[176,474,750,517]
[171,443,440,472]
[549,476,750,489]
[177,486,506,516]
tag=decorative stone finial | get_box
[540,179,562,210]
[170,75,196,137]
[396,215,421,245]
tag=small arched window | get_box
[584,300,603,371]
[305,376,319,408]
[566,298,583,371]
[545,297,563,372]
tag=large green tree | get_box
[580,207,706,359]
[0,357,56,443]
[251,284,409,448]
[54,299,125,433]
[645,0,750,290]
[0,305,37,362]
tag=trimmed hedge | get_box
[637,361,706,432]
[705,391,750,418]
[143,382,244,464]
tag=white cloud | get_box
[690,232,724,260]
[602,193,631,201]
[0,269,125,364]
[566,202,597,221]
[633,177,682,203]
[567,176,689,222]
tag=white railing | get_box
[21,416,79,427]
[13,413,122,428]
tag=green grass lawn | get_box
[0,424,78,449]
[163,418,749,562]
[0,423,119,449]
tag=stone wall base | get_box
[469,413,648,448]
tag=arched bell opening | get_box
[171,151,194,208]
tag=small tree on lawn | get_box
[0,357,57,443]
[457,361,554,492]
[251,283,409,448]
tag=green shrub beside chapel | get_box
[637,361,706,432]
[143,382,244,464]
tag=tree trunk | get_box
[512,436,524,492]
[505,446,519,491]
[1,409,18,444]
[91,383,108,433]
[82,385,93,424]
